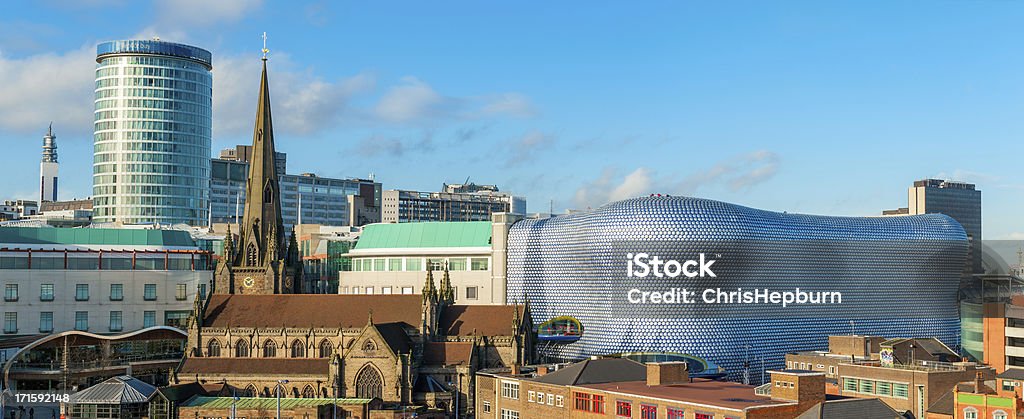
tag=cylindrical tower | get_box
[40,123,59,203]
[93,39,213,226]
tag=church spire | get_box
[423,264,438,304]
[439,260,455,305]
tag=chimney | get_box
[510,364,521,375]
[537,365,549,376]
[646,362,689,386]
[975,371,985,393]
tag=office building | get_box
[507,196,970,384]
[92,40,213,226]
[0,200,38,221]
[909,179,983,273]
[39,124,58,203]
[381,185,525,223]
[297,225,359,294]
[926,374,1023,419]
[338,221,504,304]
[210,148,381,229]
[0,226,212,337]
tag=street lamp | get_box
[276,379,290,419]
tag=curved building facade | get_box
[93,40,213,226]
[506,196,968,382]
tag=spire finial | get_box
[47,122,52,137]
[261,32,269,60]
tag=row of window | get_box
[0,255,205,271]
[210,338,336,358]
[3,283,196,302]
[842,377,909,399]
[3,310,188,333]
[787,360,837,375]
[526,390,563,407]
[350,257,489,272]
[342,285,480,300]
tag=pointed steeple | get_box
[439,260,455,305]
[423,265,438,304]
[222,224,234,261]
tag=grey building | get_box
[210,148,381,230]
[381,184,525,223]
[908,179,982,273]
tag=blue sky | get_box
[1,1,1022,238]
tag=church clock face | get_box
[243,277,255,288]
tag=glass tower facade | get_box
[507,196,969,384]
[93,40,213,226]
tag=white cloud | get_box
[573,168,654,209]
[506,131,555,167]
[479,93,536,117]
[212,53,375,137]
[0,44,96,136]
[374,77,454,122]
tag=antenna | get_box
[261,32,269,60]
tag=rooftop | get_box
[353,221,491,250]
[0,226,197,248]
[181,396,373,409]
[69,375,157,405]
[439,305,524,337]
[203,294,422,329]
[581,379,789,410]
[178,358,328,376]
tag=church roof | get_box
[203,294,422,328]
[439,305,524,336]
[353,221,492,250]
[422,342,475,366]
[374,322,412,354]
[179,358,329,376]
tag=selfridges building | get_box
[506,196,968,382]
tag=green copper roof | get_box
[354,222,491,250]
[0,227,196,247]
[182,397,373,408]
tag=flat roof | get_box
[0,227,197,248]
[354,222,491,250]
[580,379,790,411]
[181,397,373,409]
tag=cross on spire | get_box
[262,32,269,60]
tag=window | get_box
[501,381,519,399]
[4,284,18,301]
[164,311,189,328]
[40,284,54,301]
[555,395,564,407]
[528,391,536,402]
[319,340,333,358]
[893,383,909,399]
[39,312,53,333]
[616,400,632,418]
[406,258,422,271]
[3,312,16,333]
[876,381,892,396]
[401,286,414,294]
[264,340,278,357]
[110,284,123,301]
[775,381,782,387]
[75,311,88,331]
[388,258,402,271]
[143,311,156,328]
[993,410,1007,419]
[471,257,489,271]
[573,392,604,414]
[75,284,89,301]
[500,409,519,419]
[668,408,685,419]
[109,311,122,332]
[483,401,491,413]
[208,340,221,357]
[291,340,305,358]
[448,258,467,271]
[828,366,836,375]
[641,404,657,419]
[144,284,157,300]
[466,286,479,300]
[381,287,392,294]
[235,340,249,357]
[366,286,374,295]
[817,364,824,370]
[176,284,187,300]
[537,392,546,404]
[963,407,978,419]
[843,378,857,392]
[859,379,874,394]
[373,258,385,271]
[428,258,444,270]
[547,394,554,405]
[696,413,713,419]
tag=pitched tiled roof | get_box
[156,382,209,403]
[797,398,903,419]
[203,294,422,328]
[374,322,412,354]
[439,305,522,336]
[422,342,474,366]
[179,358,329,376]
[534,358,646,385]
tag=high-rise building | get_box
[381,185,525,223]
[39,123,58,203]
[92,40,213,226]
[210,148,381,229]
[908,179,983,273]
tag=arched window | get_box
[207,340,221,357]
[963,407,978,419]
[244,384,258,397]
[263,340,277,357]
[355,364,384,399]
[362,340,376,351]
[291,339,305,358]
[319,340,333,358]
[993,410,1007,419]
[302,385,315,398]
[264,184,274,204]
[235,339,249,357]
[246,243,258,266]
